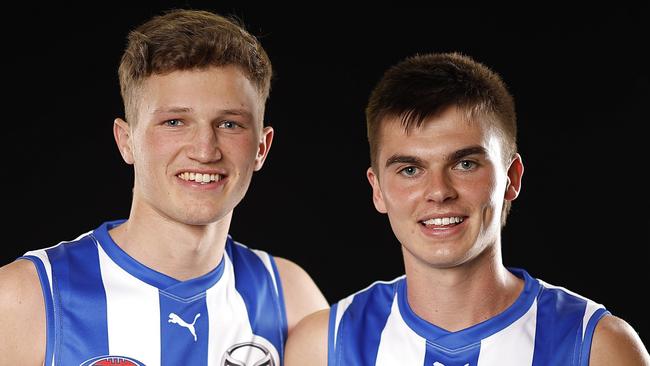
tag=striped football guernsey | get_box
[329,268,609,366]
[20,220,287,366]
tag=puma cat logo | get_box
[168,312,201,341]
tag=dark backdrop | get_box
[2,3,648,345]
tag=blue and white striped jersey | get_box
[329,268,608,366]
[21,220,287,366]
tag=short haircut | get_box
[366,52,517,225]
[118,9,272,124]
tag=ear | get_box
[504,153,524,201]
[367,167,387,213]
[113,118,134,165]
[254,126,274,171]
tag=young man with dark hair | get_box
[285,52,649,366]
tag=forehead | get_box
[376,107,505,162]
[136,66,264,120]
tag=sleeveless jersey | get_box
[21,220,287,366]
[329,268,608,366]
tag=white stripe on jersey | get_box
[252,248,279,297]
[206,253,253,363]
[477,297,537,365]
[582,301,602,338]
[97,242,161,365]
[375,294,426,366]
[205,253,282,364]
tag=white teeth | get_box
[177,172,221,184]
[422,216,464,226]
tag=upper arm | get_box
[274,256,329,334]
[284,308,329,366]
[589,314,650,366]
[0,259,46,366]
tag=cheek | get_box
[223,132,257,152]
[460,170,501,204]
[382,178,422,212]
[133,133,175,170]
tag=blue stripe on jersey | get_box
[20,256,56,366]
[531,285,589,365]
[46,236,109,365]
[328,303,339,366]
[269,254,289,339]
[333,281,395,366]
[160,291,209,366]
[424,340,480,366]
[578,308,609,366]
[227,239,285,361]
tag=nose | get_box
[424,171,458,203]
[187,123,222,163]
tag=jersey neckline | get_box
[91,219,227,299]
[396,267,539,350]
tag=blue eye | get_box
[400,166,419,176]
[455,160,476,170]
[219,121,238,129]
[164,119,183,127]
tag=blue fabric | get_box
[46,236,109,366]
[329,268,609,366]
[160,291,209,365]
[228,239,286,363]
[332,280,396,366]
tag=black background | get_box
[2,2,648,345]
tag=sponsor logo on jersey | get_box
[80,355,145,366]
[433,363,469,366]
[168,312,201,341]
[222,340,274,366]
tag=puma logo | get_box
[168,312,201,341]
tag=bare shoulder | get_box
[285,308,330,366]
[0,259,46,365]
[589,314,650,366]
[274,257,329,334]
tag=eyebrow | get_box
[384,146,488,169]
[448,146,488,161]
[385,155,426,168]
[152,106,192,114]
[151,107,253,118]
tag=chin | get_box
[174,208,230,226]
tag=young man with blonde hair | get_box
[0,9,327,366]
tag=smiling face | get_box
[367,105,522,270]
[114,65,273,226]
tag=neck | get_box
[109,205,231,281]
[404,243,523,332]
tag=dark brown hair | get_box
[366,52,517,225]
